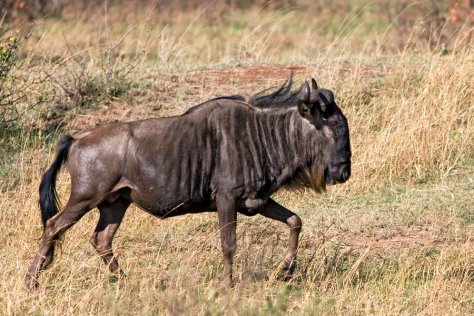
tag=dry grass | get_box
[1,1,473,315]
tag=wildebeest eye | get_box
[319,101,327,113]
[318,91,334,113]
[313,100,330,120]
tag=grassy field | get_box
[0,1,473,315]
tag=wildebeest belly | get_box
[131,193,214,218]
[127,177,212,217]
[124,119,215,217]
[129,183,266,218]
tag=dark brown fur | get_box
[25,78,351,289]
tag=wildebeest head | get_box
[296,79,352,188]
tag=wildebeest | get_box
[25,77,351,289]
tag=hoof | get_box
[278,272,293,282]
[278,260,296,281]
[114,269,126,278]
[222,280,234,289]
[219,274,234,289]
[24,273,39,291]
[109,269,126,283]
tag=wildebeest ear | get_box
[298,99,323,130]
[311,78,318,90]
[299,80,310,104]
[297,81,312,120]
[297,101,312,120]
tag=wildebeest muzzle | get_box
[325,160,351,185]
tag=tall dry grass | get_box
[1,1,473,315]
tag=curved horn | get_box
[299,80,310,103]
[311,78,318,90]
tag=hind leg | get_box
[90,197,129,277]
[25,197,93,290]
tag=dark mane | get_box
[186,75,302,114]
[184,95,246,114]
[208,95,246,102]
[248,75,302,108]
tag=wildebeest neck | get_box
[210,103,326,197]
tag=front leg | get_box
[216,194,237,288]
[258,198,302,280]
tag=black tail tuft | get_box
[39,135,74,227]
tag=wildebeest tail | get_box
[39,135,74,228]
